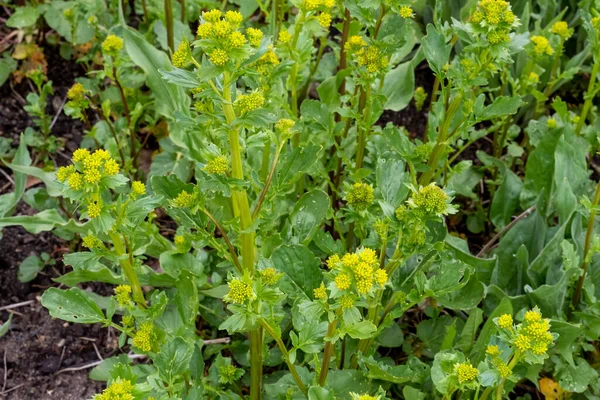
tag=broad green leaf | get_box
[524,268,579,318]
[41,287,106,324]
[176,271,199,325]
[0,135,30,217]
[18,255,44,283]
[490,168,522,230]
[344,320,377,339]
[551,320,581,366]
[6,6,40,28]
[55,266,123,286]
[421,24,451,75]
[290,189,330,245]
[477,96,524,121]
[456,308,483,354]
[471,297,512,362]
[0,209,88,234]
[526,223,568,288]
[7,164,62,197]
[557,357,599,393]
[0,55,17,87]
[159,67,201,89]
[307,386,335,400]
[274,144,322,188]
[383,61,415,111]
[376,158,408,206]
[271,244,322,298]
[155,336,194,385]
[359,355,413,384]
[43,1,71,40]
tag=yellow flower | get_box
[374,269,387,286]
[173,190,196,208]
[102,35,123,56]
[399,6,413,18]
[114,285,132,306]
[197,23,213,38]
[235,92,265,114]
[260,267,281,285]
[593,17,600,29]
[339,295,354,309]
[93,149,111,161]
[355,276,373,294]
[486,345,500,356]
[122,315,134,327]
[358,248,378,266]
[133,321,154,352]
[373,219,388,238]
[203,9,222,23]
[72,148,90,163]
[226,278,255,303]
[514,334,531,351]
[345,35,366,52]
[495,360,512,377]
[524,309,542,323]
[204,155,229,175]
[56,165,75,182]
[174,235,185,245]
[326,254,340,269]
[497,314,513,329]
[67,83,86,101]
[456,362,479,383]
[305,0,321,10]
[318,12,332,28]
[131,181,146,196]
[547,118,557,128]
[225,10,243,26]
[278,30,292,44]
[276,118,295,132]
[528,72,539,84]
[354,262,372,280]
[172,40,190,68]
[213,20,232,38]
[246,28,263,47]
[531,341,548,355]
[209,49,229,66]
[254,47,280,74]
[395,205,408,221]
[409,184,450,216]
[487,29,509,44]
[229,31,247,48]
[87,202,102,218]
[68,172,83,190]
[531,35,553,55]
[551,21,571,40]
[335,273,351,290]
[313,282,327,299]
[346,182,374,211]
[103,158,120,176]
[356,46,388,73]
[93,378,134,400]
[82,235,101,249]
[341,253,359,269]
[84,167,101,184]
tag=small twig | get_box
[0,300,35,312]
[476,205,537,257]
[0,383,24,396]
[92,343,103,361]
[49,96,68,131]
[56,346,66,372]
[56,354,146,374]
[0,168,14,186]
[2,350,7,393]
[203,337,231,345]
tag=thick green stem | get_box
[164,0,174,52]
[179,0,185,22]
[355,85,371,171]
[140,0,149,23]
[109,231,145,308]
[571,179,600,314]
[318,320,337,386]
[289,11,306,122]
[259,318,308,395]
[576,57,600,135]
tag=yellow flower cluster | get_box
[246,27,263,47]
[531,35,553,55]
[253,46,280,75]
[497,313,513,329]
[196,10,253,66]
[131,181,146,196]
[313,282,327,299]
[486,345,500,356]
[102,35,123,56]
[122,315,134,327]
[528,72,539,84]
[114,285,132,306]
[352,395,378,400]
[93,378,134,400]
[357,46,389,74]
[399,6,414,19]
[204,155,229,175]
[210,49,229,66]
[304,0,335,11]
[67,83,86,101]
[339,295,355,309]
[174,235,186,245]
[547,118,557,128]
[276,118,295,132]
[235,91,265,114]
[329,248,387,295]
[456,362,479,383]
[82,235,101,249]
[87,202,102,218]
[259,267,282,285]
[318,12,332,28]
[173,190,196,208]
[226,278,255,303]
[551,21,572,41]
[472,0,513,26]
[172,40,191,68]
[57,148,120,191]
[516,310,553,354]
[278,30,292,44]
[346,182,374,211]
[133,321,154,352]
[408,183,450,216]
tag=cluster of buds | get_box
[531,35,553,56]
[551,21,573,41]
[225,277,256,304]
[133,321,156,352]
[324,248,388,305]
[496,308,555,356]
[101,34,123,58]
[407,184,456,217]
[345,182,374,211]
[470,0,519,45]
[302,0,336,29]
[345,35,389,74]
[93,378,134,400]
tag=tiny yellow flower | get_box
[354,262,372,279]
[487,29,509,44]
[339,295,354,309]
[203,9,222,23]
[174,235,185,245]
[209,49,229,66]
[323,0,335,7]
[514,334,531,351]
[225,10,243,26]
[87,202,102,218]
[356,46,389,73]
[305,0,321,11]
[551,21,571,40]
[225,278,255,303]
[68,172,83,190]
[72,148,90,163]
[84,167,101,184]
[409,184,450,216]
[213,20,233,38]
[395,205,408,221]
[317,12,332,28]
[56,165,75,182]
[229,31,247,48]
[486,345,500,356]
[197,23,213,38]
[103,158,120,176]
[341,253,359,269]
[102,35,123,56]
[497,314,513,329]
[114,285,132,306]
[335,273,351,290]
[495,360,512,377]
[122,315,134,327]
[355,277,373,294]
[524,309,542,323]
[259,267,281,285]
[133,321,154,352]
[204,155,229,175]
[246,27,263,47]
[326,254,340,269]
[93,378,134,400]
[253,48,279,74]
[399,6,413,19]
[345,35,366,52]
[278,30,292,44]
[275,118,295,132]
[531,35,553,55]
[358,248,378,266]
[456,362,479,383]
[528,72,539,84]
[173,190,196,208]
[547,118,557,128]
[131,181,146,196]
[235,92,265,114]
[593,17,600,29]
[531,341,548,355]
[82,235,101,249]
[67,83,86,101]
[374,269,387,286]
[346,182,374,211]
[313,282,327,299]
[172,40,191,68]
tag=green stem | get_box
[479,388,492,400]
[259,318,308,395]
[260,141,271,181]
[318,320,337,386]
[355,85,371,171]
[108,231,146,308]
[140,0,148,23]
[571,179,600,315]
[576,56,600,135]
[179,0,185,22]
[419,92,464,185]
[289,11,306,122]
[253,141,284,220]
[164,0,174,52]
[201,209,243,274]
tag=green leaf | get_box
[290,189,330,245]
[376,158,408,207]
[54,266,123,286]
[0,135,30,217]
[383,61,415,111]
[159,67,201,89]
[344,320,377,339]
[271,244,322,298]
[274,144,322,188]
[41,287,106,324]
[18,255,44,283]
[155,336,194,385]
[358,355,413,384]
[0,314,12,338]
[6,6,40,28]
[421,24,451,75]
[43,1,71,40]
[0,55,17,87]
[6,164,62,197]
[490,168,522,230]
[176,271,199,325]
[307,386,335,400]
[470,297,512,363]
[0,209,88,234]
[477,96,524,121]
[456,308,483,354]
